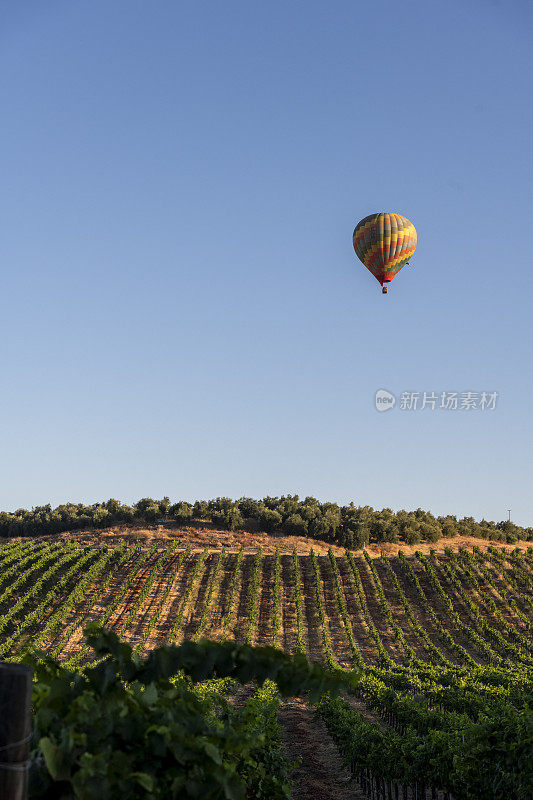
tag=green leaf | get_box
[204,741,222,764]
[131,771,156,791]
[39,737,69,781]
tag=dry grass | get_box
[15,521,530,557]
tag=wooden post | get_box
[0,663,33,800]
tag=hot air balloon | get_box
[353,212,417,293]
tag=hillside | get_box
[25,520,533,558]
[3,534,532,798]
[2,538,527,666]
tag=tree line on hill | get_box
[0,495,530,547]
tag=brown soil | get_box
[477,557,533,624]
[495,555,533,597]
[299,556,325,664]
[202,552,238,640]
[408,557,485,664]
[15,522,531,556]
[354,556,403,662]
[192,552,227,641]
[279,697,366,800]
[337,557,379,665]
[387,557,460,664]
[280,554,298,655]
[144,552,196,649]
[232,554,255,644]
[317,556,354,668]
[180,554,216,641]
[108,556,159,635]
[117,568,170,647]
[431,555,533,661]
[373,558,431,660]
[255,555,274,647]
[46,571,105,652]
[6,535,531,682]
[134,573,180,650]
[446,555,520,628]
[59,549,149,660]
[172,554,209,646]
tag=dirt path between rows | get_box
[255,555,274,647]
[299,556,325,664]
[318,556,354,668]
[142,552,192,650]
[279,697,365,800]
[281,554,298,656]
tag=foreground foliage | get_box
[26,627,346,800]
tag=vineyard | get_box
[3,536,533,799]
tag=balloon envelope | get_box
[353,212,417,286]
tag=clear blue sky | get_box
[1,1,532,525]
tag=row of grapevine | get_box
[451,548,533,653]
[415,551,502,664]
[345,550,394,666]
[50,543,134,659]
[362,550,423,666]
[431,551,532,665]
[290,549,306,656]
[309,549,338,669]
[469,547,533,630]
[0,544,84,645]
[134,545,192,652]
[194,548,226,641]
[270,549,282,647]
[12,545,124,659]
[118,543,179,635]
[167,548,209,644]
[1,543,531,680]
[327,548,364,667]
[221,548,244,639]
[317,689,531,800]
[380,555,450,666]
[245,549,263,645]
[396,550,477,666]
[64,544,156,667]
